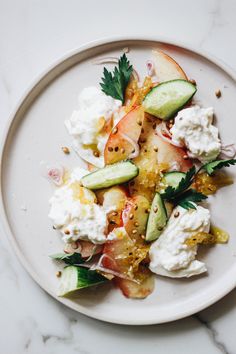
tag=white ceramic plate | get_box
[1,38,236,325]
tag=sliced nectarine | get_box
[102,231,153,298]
[116,268,154,299]
[154,134,193,172]
[152,50,187,82]
[104,106,144,165]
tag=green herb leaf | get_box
[176,189,208,210]
[161,166,196,200]
[202,159,236,175]
[100,53,133,103]
[50,252,84,265]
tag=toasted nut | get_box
[112,127,118,134]
[134,221,139,227]
[56,271,62,277]
[108,146,113,152]
[158,226,163,231]
[112,211,118,216]
[153,206,158,213]
[152,123,157,130]
[145,208,151,214]
[64,229,70,235]
[93,151,100,157]
[134,204,138,210]
[153,146,158,152]
[114,146,119,152]
[215,89,221,98]
[174,211,180,218]
[183,154,189,160]
[129,213,134,220]
[62,146,70,154]
[121,148,125,154]
[132,229,138,234]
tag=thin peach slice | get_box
[154,134,193,172]
[152,50,187,82]
[104,106,144,165]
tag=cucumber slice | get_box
[58,266,107,297]
[162,171,186,189]
[146,193,168,242]
[81,161,139,190]
[143,79,197,120]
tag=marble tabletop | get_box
[1,0,236,353]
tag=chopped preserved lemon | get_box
[125,78,139,101]
[186,226,229,246]
[132,245,150,273]
[193,172,233,195]
[185,232,216,246]
[210,225,229,243]
[129,116,169,201]
[107,232,150,279]
[125,76,153,107]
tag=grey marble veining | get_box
[1,0,236,353]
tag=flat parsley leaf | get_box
[202,159,236,175]
[175,189,208,210]
[100,53,133,103]
[161,166,196,200]
[50,252,84,265]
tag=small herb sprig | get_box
[161,158,236,210]
[100,53,133,103]
[174,189,208,210]
[161,166,207,210]
[50,252,84,265]
[161,166,196,201]
[202,159,236,175]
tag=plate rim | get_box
[1,36,236,325]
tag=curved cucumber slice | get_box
[81,161,138,190]
[162,171,186,189]
[143,79,197,120]
[58,266,107,297]
[146,193,167,242]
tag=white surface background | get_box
[0,0,236,353]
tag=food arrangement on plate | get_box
[47,49,236,299]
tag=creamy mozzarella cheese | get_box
[149,205,210,278]
[170,106,221,163]
[65,86,122,167]
[48,168,109,244]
